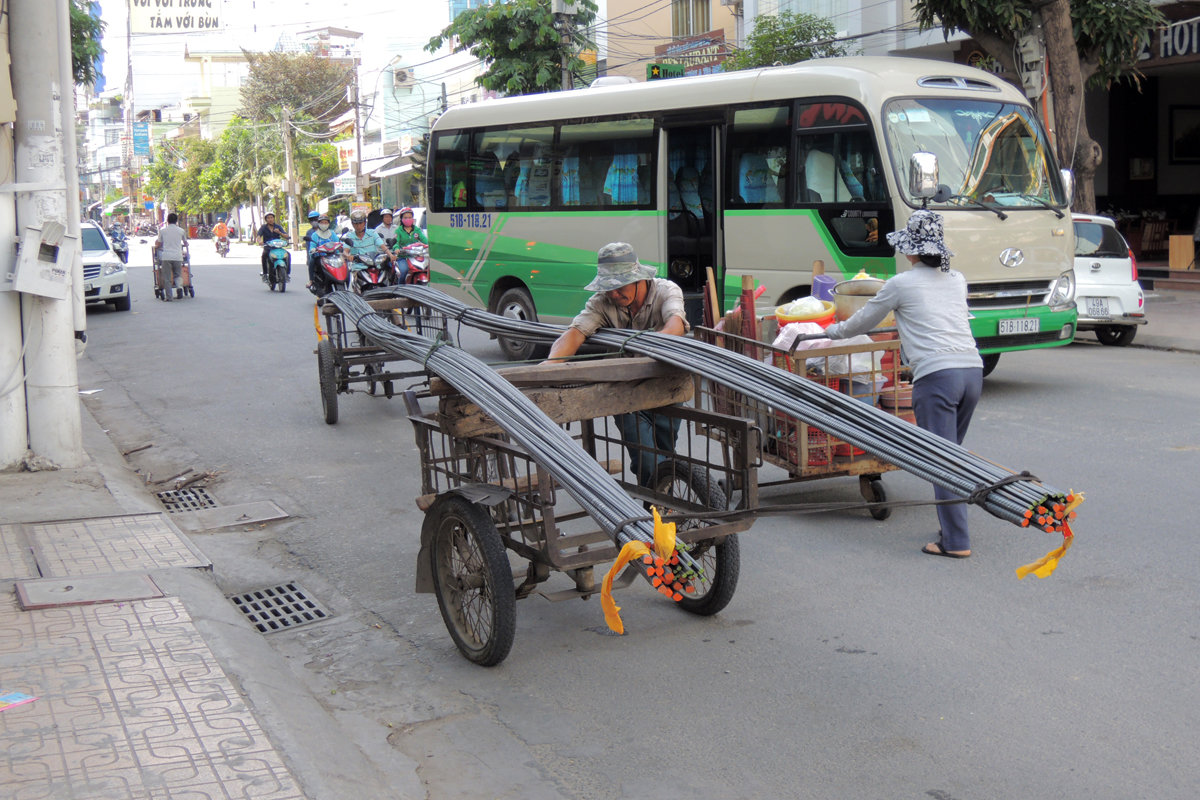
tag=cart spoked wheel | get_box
[650,460,740,617]
[425,494,516,666]
[860,475,890,520]
[317,339,338,425]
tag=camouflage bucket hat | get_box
[585,242,658,292]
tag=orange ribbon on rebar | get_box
[652,507,676,562]
[313,302,327,341]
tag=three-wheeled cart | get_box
[405,357,760,665]
[152,248,194,300]
[695,315,912,519]
[314,296,453,424]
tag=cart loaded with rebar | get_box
[324,287,1084,667]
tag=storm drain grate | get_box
[228,582,330,633]
[157,487,218,513]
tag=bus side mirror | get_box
[1059,168,1075,207]
[909,152,939,200]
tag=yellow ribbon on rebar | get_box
[601,539,651,635]
[652,507,676,561]
[1016,521,1075,580]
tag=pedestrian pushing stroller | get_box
[153,247,194,300]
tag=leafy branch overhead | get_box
[69,0,105,86]
[427,0,598,95]
[724,11,850,72]
[239,51,355,125]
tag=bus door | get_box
[662,122,721,322]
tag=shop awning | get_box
[374,162,413,179]
[103,196,130,214]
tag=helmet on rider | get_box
[350,210,367,224]
[307,210,319,221]
[398,207,414,227]
[379,208,393,220]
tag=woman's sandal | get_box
[922,542,970,559]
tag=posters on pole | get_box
[132,122,150,156]
[130,0,224,34]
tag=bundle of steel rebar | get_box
[324,291,705,586]
[378,286,1080,534]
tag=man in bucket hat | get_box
[545,242,689,485]
[825,210,983,558]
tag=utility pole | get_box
[0,5,24,466]
[350,74,365,203]
[6,0,83,467]
[281,106,298,249]
[553,0,576,91]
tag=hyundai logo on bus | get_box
[999,248,1025,268]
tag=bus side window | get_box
[604,149,640,206]
[473,151,507,209]
[432,131,470,212]
[728,105,789,207]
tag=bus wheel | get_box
[980,353,1000,377]
[496,287,549,362]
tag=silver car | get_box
[1072,214,1147,346]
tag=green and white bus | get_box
[426,56,1077,367]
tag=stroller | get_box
[153,247,195,300]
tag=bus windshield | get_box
[883,98,1064,210]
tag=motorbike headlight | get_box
[1047,268,1075,310]
[103,261,125,276]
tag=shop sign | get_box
[130,0,224,34]
[653,30,728,76]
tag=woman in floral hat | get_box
[825,210,984,558]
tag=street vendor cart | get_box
[404,357,760,666]
[695,315,912,519]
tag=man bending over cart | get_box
[544,242,689,486]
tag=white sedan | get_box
[1072,213,1147,346]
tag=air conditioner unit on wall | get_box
[393,68,413,89]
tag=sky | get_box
[96,0,469,110]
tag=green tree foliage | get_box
[69,0,105,86]
[408,133,429,206]
[239,51,354,125]
[144,138,217,215]
[725,11,849,71]
[912,0,1164,212]
[426,0,598,95]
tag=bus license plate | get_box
[1085,297,1109,316]
[998,317,1039,335]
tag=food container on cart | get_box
[775,297,836,328]
[832,275,893,327]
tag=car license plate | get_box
[83,282,92,292]
[998,317,1040,335]
[1085,297,1109,316]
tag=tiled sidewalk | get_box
[0,514,306,799]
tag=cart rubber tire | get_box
[980,352,1000,377]
[496,287,550,362]
[650,460,739,617]
[425,494,517,666]
[317,339,338,425]
[862,477,890,521]
[276,264,288,293]
[1095,325,1136,347]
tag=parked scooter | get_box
[309,241,349,299]
[396,242,429,285]
[265,238,291,292]
[215,235,230,257]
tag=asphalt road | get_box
[78,237,1200,799]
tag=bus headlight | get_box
[1047,268,1075,310]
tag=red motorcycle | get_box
[397,242,430,285]
[310,241,349,298]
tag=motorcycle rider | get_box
[306,213,341,296]
[374,208,400,248]
[212,219,229,255]
[342,210,394,281]
[301,210,320,250]
[390,207,427,284]
[256,212,288,282]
